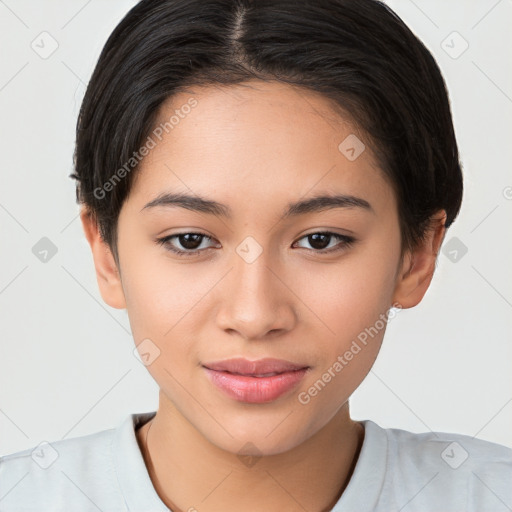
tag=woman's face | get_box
[115,80,404,454]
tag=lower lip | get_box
[203,367,308,403]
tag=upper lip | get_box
[203,358,308,376]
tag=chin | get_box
[199,410,323,458]
[215,429,308,458]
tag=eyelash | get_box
[155,231,356,257]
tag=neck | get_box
[136,395,364,512]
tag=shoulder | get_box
[0,424,121,511]
[381,422,512,471]
[372,421,512,511]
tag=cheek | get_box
[122,248,210,338]
[295,250,398,351]
[125,270,202,399]
[294,266,394,432]
[293,237,399,407]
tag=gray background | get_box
[1,0,511,456]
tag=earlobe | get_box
[392,210,447,309]
[80,208,127,310]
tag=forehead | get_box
[127,80,395,218]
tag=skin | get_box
[81,79,447,512]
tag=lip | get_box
[202,358,309,404]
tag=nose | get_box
[215,245,297,341]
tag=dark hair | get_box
[70,0,463,267]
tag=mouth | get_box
[202,358,309,404]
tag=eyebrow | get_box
[140,191,374,219]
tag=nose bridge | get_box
[215,235,296,339]
[231,235,282,307]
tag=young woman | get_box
[1,1,510,511]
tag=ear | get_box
[392,210,447,309]
[80,208,127,310]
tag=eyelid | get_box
[156,230,356,257]
[156,231,217,256]
[292,231,355,252]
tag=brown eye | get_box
[175,233,204,250]
[156,232,217,256]
[293,232,355,254]
[156,230,355,258]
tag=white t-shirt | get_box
[1,411,511,511]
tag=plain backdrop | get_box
[1,0,511,456]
